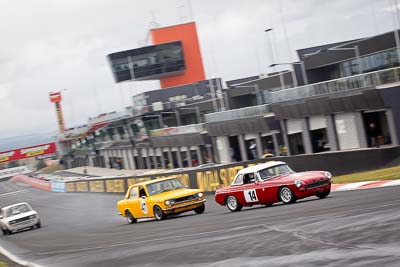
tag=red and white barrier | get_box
[11,174,51,191]
[10,174,400,193]
[332,179,400,191]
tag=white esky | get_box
[0,0,398,144]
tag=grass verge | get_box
[333,166,400,184]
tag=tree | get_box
[36,160,47,170]
[8,161,20,168]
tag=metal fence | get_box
[149,123,205,137]
[205,104,272,123]
[270,66,400,103]
[206,67,400,123]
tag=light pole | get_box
[391,0,400,62]
[208,79,218,112]
[264,28,275,72]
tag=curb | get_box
[332,179,400,191]
[10,175,51,192]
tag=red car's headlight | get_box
[294,180,304,188]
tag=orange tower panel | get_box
[151,22,206,88]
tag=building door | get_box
[363,111,392,147]
[288,133,305,155]
[287,119,305,155]
[171,151,178,168]
[261,135,275,155]
[228,136,241,162]
[309,115,329,153]
[335,113,362,150]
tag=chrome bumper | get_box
[7,219,38,231]
[163,199,207,211]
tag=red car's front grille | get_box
[306,179,329,189]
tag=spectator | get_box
[262,149,274,158]
[116,158,123,170]
[229,147,235,162]
[369,123,378,147]
[249,141,257,159]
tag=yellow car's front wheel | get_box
[194,204,205,214]
[154,205,165,221]
[126,210,137,224]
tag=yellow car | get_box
[117,177,206,223]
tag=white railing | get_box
[149,123,205,137]
[205,104,272,123]
[205,66,400,123]
[270,66,400,103]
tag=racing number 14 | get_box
[244,189,258,202]
[248,190,257,201]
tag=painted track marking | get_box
[0,189,30,197]
[29,199,400,256]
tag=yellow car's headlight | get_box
[198,192,204,198]
[165,200,175,206]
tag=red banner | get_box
[0,143,57,163]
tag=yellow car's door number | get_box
[141,200,148,214]
[244,189,258,202]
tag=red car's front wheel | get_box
[226,196,243,212]
[316,189,331,199]
[279,187,296,204]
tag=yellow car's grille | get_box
[174,194,196,204]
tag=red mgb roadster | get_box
[215,161,332,212]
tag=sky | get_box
[0,0,399,149]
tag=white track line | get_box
[0,245,43,267]
[0,189,30,197]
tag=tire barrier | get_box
[63,146,400,194]
[51,181,66,192]
[10,146,400,194]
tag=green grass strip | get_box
[333,166,400,184]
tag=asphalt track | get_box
[1,181,400,267]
